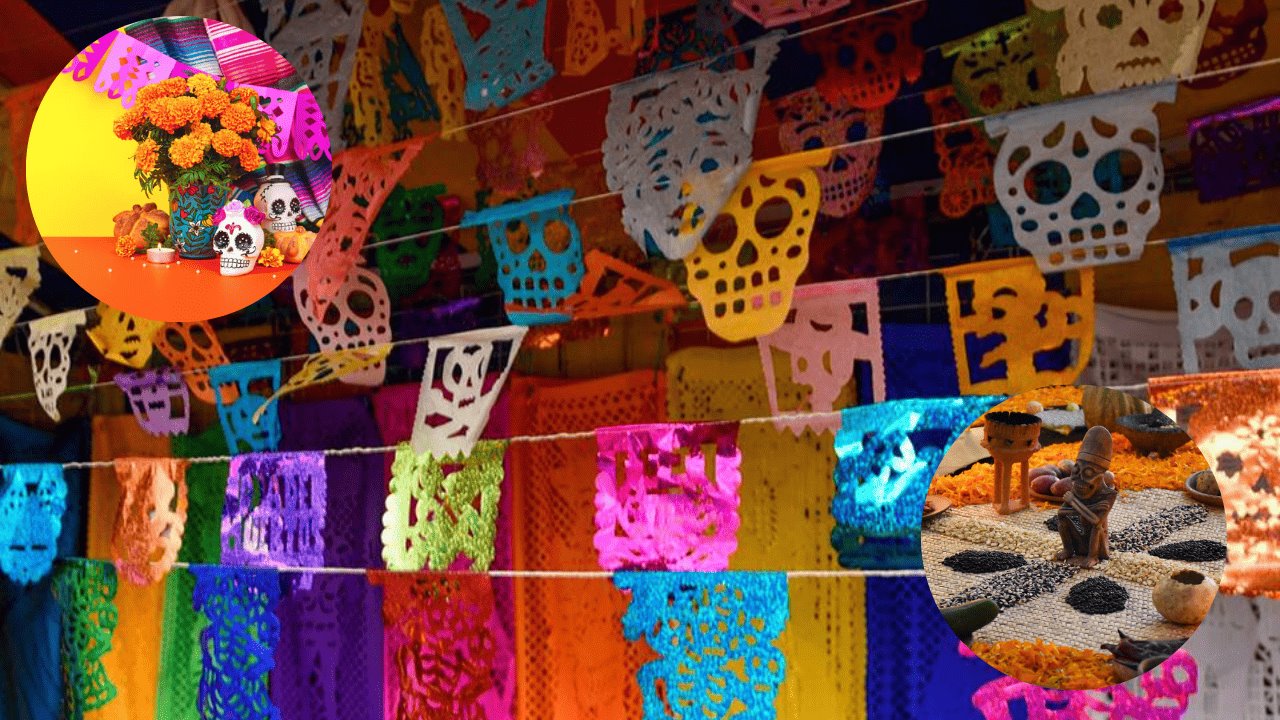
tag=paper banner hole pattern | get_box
[439,0,555,110]
[1188,0,1269,89]
[941,15,1063,117]
[112,458,189,585]
[86,305,164,369]
[209,359,282,454]
[412,326,526,458]
[191,566,282,720]
[221,452,326,585]
[805,1,923,110]
[0,464,66,585]
[295,261,393,386]
[635,4,737,75]
[0,246,40,341]
[564,0,645,76]
[776,87,883,218]
[114,368,190,437]
[417,3,468,137]
[92,32,180,108]
[923,86,997,220]
[561,250,687,320]
[152,321,231,405]
[1189,97,1280,204]
[52,559,119,718]
[28,310,87,422]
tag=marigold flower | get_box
[115,236,137,257]
[198,89,230,119]
[168,134,207,169]
[147,95,200,133]
[229,86,258,104]
[186,73,218,96]
[219,103,256,134]
[190,121,213,139]
[211,128,243,157]
[258,246,284,268]
[238,142,262,172]
[136,77,187,104]
[134,138,159,175]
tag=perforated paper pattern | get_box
[805,0,924,110]
[258,346,392,423]
[440,0,555,110]
[472,99,553,195]
[0,246,40,341]
[923,86,996,219]
[942,15,1063,116]
[114,368,191,437]
[191,566,282,720]
[635,4,737,75]
[565,0,645,75]
[733,0,850,27]
[0,463,66,585]
[222,452,327,581]
[152,321,230,405]
[294,261,393,386]
[28,309,87,422]
[92,31,179,108]
[412,326,525,459]
[562,250,687,320]
[52,559,119,718]
[86,305,164,369]
[1189,97,1280,203]
[1188,0,1268,89]
[209,359,282,454]
[417,3,467,138]
[112,458,188,585]
[776,87,883,218]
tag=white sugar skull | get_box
[1032,0,1215,93]
[776,88,884,218]
[985,84,1175,272]
[213,200,266,277]
[253,175,302,232]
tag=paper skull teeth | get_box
[212,200,265,277]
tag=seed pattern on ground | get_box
[1065,576,1128,615]
[1109,505,1210,553]
[941,561,1079,610]
[1148,540,1227,562]
[943,550,1028,574]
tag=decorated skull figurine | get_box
[776,88,884,218]
[212,200,266,277]
[253,175,302,232]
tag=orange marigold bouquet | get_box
[114,73,279,195]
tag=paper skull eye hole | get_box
[1236,297,1253,320]
[875,31,898,55]
[1094,149,1142,193]
[755,197,794,239]
[345,289,377,322]
[543,219,572,253]
[701,215,738,254]
[1159,0,1185,23]
[505,220,530,254]
[290,199,301,215]
[1097,4,1123,28]
[213,231,231,252]
[845,121,868,143]
[1024,161,1072,204]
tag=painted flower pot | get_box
[146,247,176,264]
[169,182,231,259]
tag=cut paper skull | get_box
[776,87,884,218]
[28,310,87,422]
[222,452,327,586]
[209,359,282,454]
[462,190,586,325]
[733,0,851,27]
[412,326,526,459]
[294,260,392,386]
[0,464,66,585]
[152,321,230,404]
[985,83,1176,272]
[1030,0,1216,93]
[943,257,1096,395]
[253,175,302,233]
[212,201,266,277]
[1169,226,1280,371]
[603,34,781,260]
[111,458,189,585]
[86,305,164,368]
[924,86,996,219]
[804,1,924,110]
[942,15,1063,117]
[757,279,886,436]
[114,368,191,437]
[684,150,830,342]
[417,2,468,138]
[1189,97,1280,203]
[0,246,40,342]
[439,0,555,110]
[564,0,645,76]
[635,3,737,75]
[1187,0,1268,89]
[593,423,743,571]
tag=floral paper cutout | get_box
[222,452,327,584]
[1168,226,1280,372]
[733,0,850,27]
[412,326,526,458]
[684,150,829,342]
[51,559,119,718]
[776,87,883,218]
[0,246,40,341]
[440,0,555,110]
[941,15,1063,116]
[565,0,645,75]
[418,3,468,138]
[0,463,66,585]
[152,320,230,404]
[114,368,191,437]
[111,458,189,585]
[604,33,781,259]
[1189,96,1280,203]
[804,1,924,110]
[347,4,436,146]
[28,309,87,422]
[757,279,885,435]
[209,359,282,454]
[381,441,507,572]
[254,346,392,424]
[594,423,743,571]
[562,250,687,320]
[1187,0,1268,89]
[191,566,282,720]
[943,258,1095,395]
[92,32,180,108]
[635,4,737,75]
[615,571,789,720]
[62,29,118,81]
[985,84,1176,271]
[86,304,164,369]
[294,260,393,386]
[923,86,996,219]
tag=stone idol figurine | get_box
[1054,426,1118,568]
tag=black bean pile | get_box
[1110,506,1210,553]
[943,550,1028,574]
[942,562,1079,610]
[1149,540,1227,562]
[1045,516,1059,532]
[1065,577,1128,615]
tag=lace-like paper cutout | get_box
[924,86,996,219]
[1169,226,1280,372]
[191,566,282,720]
[62,29,118,81]
[472,98,553,195]
[114,368,191,437]
[347,5,437,146]
[254,346,392,424]
[209,359,282,454]
[1189,97,1280,203]
[86,305,164,369]
[594,423,742,571]
[733,0,850,27]
[372,183,456,300]
[833,397,999,569]
[294,261,393,386]
[804,1,924,110]
[566,0,646,75]
[1080,303,1236,386]
[1188,0,1268,90]
[757,279,885,436]
[308,139,424,318]
[615,571,789,719]
[985,84,1175,271]
[52,559,119,718]
[604,34,781,260]
[562,250,687,320]
[776,87,883,218]
[412,326,525,458]
[942,15,1063,116]
[1031,0,1214,93]
[381,441,507,572]
[369,572,504,719]
[28,309,87,422]
[0,463,66,585]
[261,0,364,153]
[943,258,1095,394]
[152,321,230,404]
[222,452,326,585]
[439,0,554,110]
[92,31,179,108]
[685,150,829,342]
[418,3,467,138]
[635,4,737,75]
[112,458,189,585]
[0,247,39,341]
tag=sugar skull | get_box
[253,175,302,233]
[804,1,924,110]
[985,83,1176,272]
[776,87,884,218]
[294,261,392,386]
[942,15,1063,116]
[1188,0,1268,88]
[924,86,996,219]
[684,150,828,342]
[212,201,266,277]
[1031,0,1215,93]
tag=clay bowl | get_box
[1184,470,1224,507]
[1115,413,1191,456]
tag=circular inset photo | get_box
[27,16,330,321]
[922,385,1225,690]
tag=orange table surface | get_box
[45,237,297,322]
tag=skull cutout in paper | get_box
[943,15,1063,116]
[114,368,190,437]
[805,2,924,110]
[1188,0,1268,88]
[28,311,86,422]
[733,0,850,27]
[152,321,229,405]
[985,84,1175,271]
[208,360,282,454]
[253,175,301,233]
[86,306,163,369]
[112,458,188,585]
[294,262,392,386]
[684,151,828,342]
[212,201,266,277]
[1031,0,1216,93]
[776,88,883,218]
[439,0,555,110]
[924,87,996,219]
[0,464,66,585]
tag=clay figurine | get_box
[982,411,1043,514]
[1054,426,1118,568]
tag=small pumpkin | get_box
[1082,386,1152,434]
[274,227,316,264]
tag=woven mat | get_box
[922,488,1226,652]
